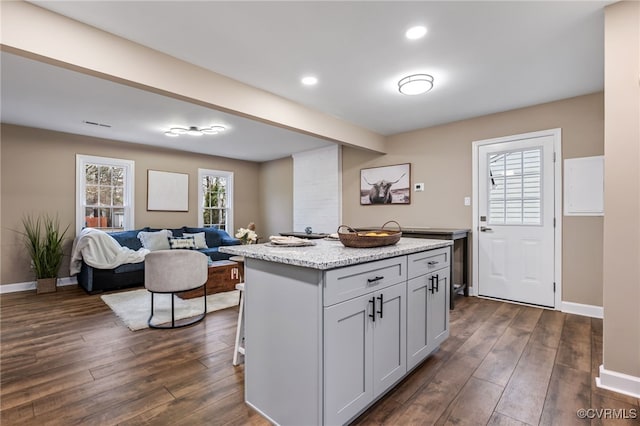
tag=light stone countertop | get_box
[219,237,452,270]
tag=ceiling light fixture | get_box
[187,126,204,136]
[405,26,427,40]
[398,74,434,95]
[200,125,226,135]
[301,76,318,86]
[164,125,226,137]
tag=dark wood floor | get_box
[1,287,638,426]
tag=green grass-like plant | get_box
[21,214,69,279]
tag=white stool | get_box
[232,282,245,366]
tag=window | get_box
[488,148,542,225]
[198,169,233,232]
[76,155,134,234]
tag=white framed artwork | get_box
[147,170,189,211]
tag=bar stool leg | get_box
[233,283,245,366]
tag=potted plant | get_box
[21,214,69,294]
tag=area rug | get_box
[101,289,239,331]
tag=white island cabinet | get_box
[220,238,452,426]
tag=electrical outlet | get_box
[464,196,471,206]
[414,183,425,192]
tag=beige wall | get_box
[259,157,293,239]
[602,1,640,378]
[0,124,260,285]
[343,92,605,306]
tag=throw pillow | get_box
[137,229,172,251]
[168,236,196,250]
[183,232,208,249]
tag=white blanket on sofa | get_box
[70,228,150,275]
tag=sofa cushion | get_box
[170,228,184,237]
[148,228,184,237]
[183,232,208,249]
[137,229,172,251]
[108,228,149,250]
[113,261,145,274]
[184,227,223,248]
[168,236,196,250]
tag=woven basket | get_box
[337,221,402,248]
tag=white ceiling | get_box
[0,52,333,162]
[2,1,612,161]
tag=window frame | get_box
[198,168,234,232]
[75,154,135,234]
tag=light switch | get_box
[464,196,471,206]
[414,183,425,192]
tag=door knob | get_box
[480,226,493,232]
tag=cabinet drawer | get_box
[407,247,450,279]
[324,256,406,306]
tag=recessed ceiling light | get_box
[301,76,318,86]
[405,26,427,40]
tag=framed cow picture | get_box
[360,163,411,205]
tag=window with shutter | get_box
[488,148,542,226]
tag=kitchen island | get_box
[220,238,453,425]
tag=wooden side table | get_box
[229,256,245,282]
[178,260,240,299]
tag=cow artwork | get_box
[360,163,411,205]
[363,173,406,204]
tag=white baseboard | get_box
[596,364,640,399]
[57,276,78,287]
[0,276,77,294]
[561,301,603,318]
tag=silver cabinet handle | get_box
[480,226,493,232]
[427,260,439,266]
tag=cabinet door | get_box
[406,274,430,370]
[407,268,451,370]
[372,282,406,397]
[428,269,450,349]
[324,294,374,426]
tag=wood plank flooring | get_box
[1,287,638,425]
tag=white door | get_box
[477,134,556,307]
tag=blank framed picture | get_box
[147,170,189,211]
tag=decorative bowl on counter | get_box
[337,221,402,248]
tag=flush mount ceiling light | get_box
[164,125,226,137]
[398,74,434,95]
[405,25,427,40]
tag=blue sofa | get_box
[77,226,241,294]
